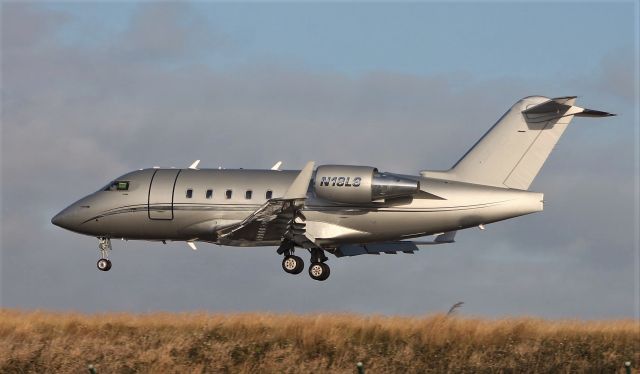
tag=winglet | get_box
[271,161,283,170]
[189,160,201,170]
[283,161,315,199]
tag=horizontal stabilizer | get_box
[575,108,616,117]
[522,97,615,123]
[521,96,577,114]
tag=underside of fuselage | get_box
[51,95,613,280]
[52,166,543,281]
[53,168,543,246]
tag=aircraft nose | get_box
[51,205,83,231]
[52,209,71,229]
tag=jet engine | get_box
[314,165,420,203]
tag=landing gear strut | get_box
[278,241,304,275]
[308,248,330,281]
[278,242,331,280]
[96,237,112,271]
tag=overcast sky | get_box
[1,2,638,319]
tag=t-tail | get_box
[421,96,615,190]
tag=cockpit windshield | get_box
[104,181,130,191]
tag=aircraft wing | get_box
[333,231,456,257]
[335,241,420,257]
[215,161,316,246]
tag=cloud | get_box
[568,47,636,104]
[1,3,69,50]
[594,48,636,103]
[1,3,636,318]
[113,2,227,64]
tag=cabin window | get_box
[266,190,273,199]
[245,190,252,199]
[226,190,232,199]
[186,189,193,198]
[206,189,213,199]
[104,181,129,191]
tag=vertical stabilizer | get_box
[422,96,614,190]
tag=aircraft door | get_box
[148,169,180,220]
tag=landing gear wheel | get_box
[308,262,330,281]
[97,258,112,271]
[96,237,113,271]
[282,255,304,274]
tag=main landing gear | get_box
[277,242,330,281]
[282,255,304,274]
[308,262,330,281]
[278,240,304,275]
[96,237,112,271]
[308,248,330,281]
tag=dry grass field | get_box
[0,309,638,373]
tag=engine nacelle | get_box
[314,165,420,203]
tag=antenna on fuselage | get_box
[188,160,201,170]
[271,161,283,170]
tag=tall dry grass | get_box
[0,309,638,373]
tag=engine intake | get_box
[314,165,420,203]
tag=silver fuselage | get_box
[52,168,543,247]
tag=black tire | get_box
[282,255,303,274]
[97,258,111,271]
[308,262,330,281]
[291,255,304,274]
[319,263,330,280]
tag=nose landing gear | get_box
[97,237,112,271]
[97,258,112,271]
